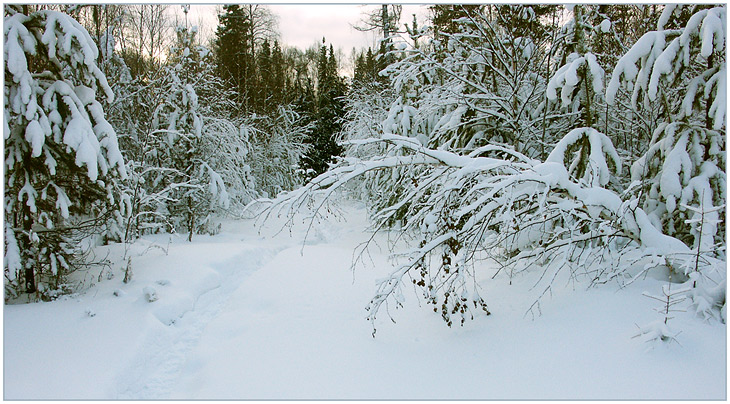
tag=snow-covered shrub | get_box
[378,6,557,156]
[246,106,311,200]
[4,6,127,298]
[257,130,702,332]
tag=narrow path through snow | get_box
[112,243,281,399]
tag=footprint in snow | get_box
[143,287,158,302]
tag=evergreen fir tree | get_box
[214,5,256,109]
[300,40,346,179]
[271,40,286,107]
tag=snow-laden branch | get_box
[253,128,715,331]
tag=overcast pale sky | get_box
[184,4,429,56]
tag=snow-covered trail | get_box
[112,244,281,398]
[3,204,727,399]
[4,222,290,400]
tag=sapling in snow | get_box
[635,278,690,345]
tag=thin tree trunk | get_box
[21,203,36,293]
[187,196,194,242]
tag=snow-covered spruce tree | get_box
[542,5,646,193]
[93,24,138,243]
[111,71,178,240]
[110,24,305,238]
[606,5,727,320]
[607,5,726,280]
[4,7,127,298]
[161,25,307,213]
[145,25,238,241]
[92,29,158,242]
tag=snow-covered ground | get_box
[4,202,726,399]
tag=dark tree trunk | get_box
[187,196,194,242]
[21,204,36,293]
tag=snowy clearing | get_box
[4,203,725,400]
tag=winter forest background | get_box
[3,3,727,399]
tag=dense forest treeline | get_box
[4,4,727,341]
